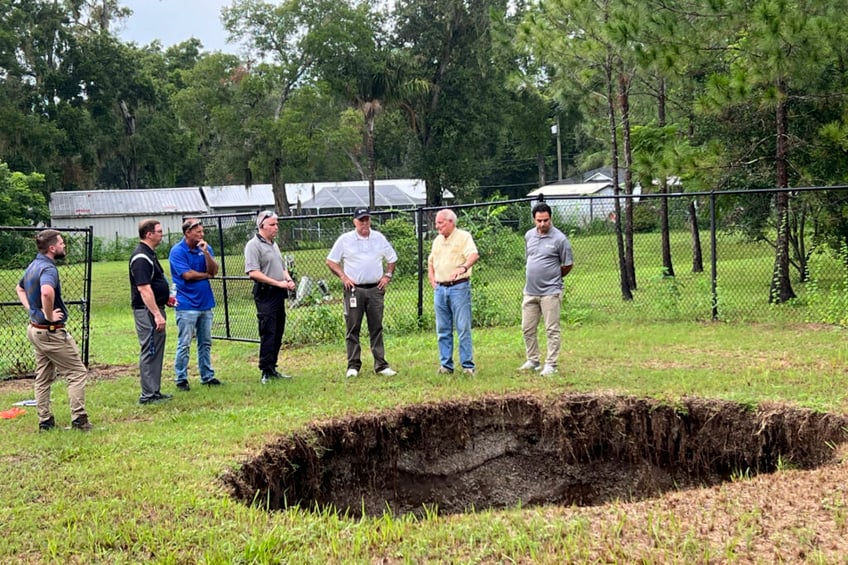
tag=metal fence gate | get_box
[0,226,93,379]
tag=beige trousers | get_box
[521,293,562,368]
[27,325,88,423]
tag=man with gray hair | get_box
[244,210,297,383]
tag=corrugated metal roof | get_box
[50,188,207,217]
[202,184,277,208]
[528,182,613,197]
[299,184,424,210]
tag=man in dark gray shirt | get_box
[518,202,573,376]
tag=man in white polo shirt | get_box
[326,207,398,378]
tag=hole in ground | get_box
[222,393,848,518]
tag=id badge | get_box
[349,294,357,308]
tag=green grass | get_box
[3,246,848,562]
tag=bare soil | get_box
[222,393,848,519]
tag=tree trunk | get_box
[689,200,703,273]
[537,152,546,187]
[618,71,636,291]
[607,58,632,301]
[769,80,796,303]
[657,78,674,277]
[365,107,377,210]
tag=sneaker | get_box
[71,415,92,431]
[261,371,272,384]
[517,360,541,372]
[272,370,292,380]
[201,378,223,386]
[176,381,190,392]
[462,368,476,376]
[377,367,397,376]
[437,366,453,375]
[539,365,558,376]
[38,416,56,432]
[346,368,359,378]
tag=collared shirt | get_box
[168,239,216,310]
[327,229,397,285]
[129,242,169,308]
[428,228,478,283]
[244,234,285,280]
[19,253,66,325]
[524,226,573,296]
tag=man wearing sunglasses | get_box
[169,218,221,390]
[244,210,297,384]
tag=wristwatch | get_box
[385,272,393,278]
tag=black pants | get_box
[344,285,388,372]
[254,284,287,373]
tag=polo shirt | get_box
[19,253,65,325]
[129,242,169,309]
[244,234,285,280]
[524,226,573,295]
[428,228,478,283]
[168,239,216,310]
[327,229,397,285]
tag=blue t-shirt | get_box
[168,239,216,311]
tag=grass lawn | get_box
[3,243,848,562]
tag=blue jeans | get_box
[174,309,214,383]
[434,282,474,371]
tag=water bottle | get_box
[168,283,178,307]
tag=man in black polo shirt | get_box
[129,219,174,404]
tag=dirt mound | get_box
[222,393,848,517]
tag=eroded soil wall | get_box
[222,393,848,517]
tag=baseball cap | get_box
[353,207,371,220]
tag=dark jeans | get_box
[254,284,287,373]
[343,285,388,372]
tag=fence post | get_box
[215,215,232,338]
[416,206,425,327]
[84,226,93,367]
[710,191,718,321]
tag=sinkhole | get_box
[221,393,848,518]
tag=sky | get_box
[118,0,235,52]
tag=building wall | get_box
[53,214,186,240]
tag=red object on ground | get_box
[0,407,25,419]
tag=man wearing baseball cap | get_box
[326,207,398,378]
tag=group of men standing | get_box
[17,202,572,431]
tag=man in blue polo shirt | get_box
[518,202,573,376]
[169,218,221,390]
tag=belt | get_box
[355,283,379,289]
[31,322,64,331]
[438,278,469,288]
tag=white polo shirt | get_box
[327,229,397,285]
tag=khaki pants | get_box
[27,325,88,423]
[521,293,562,368]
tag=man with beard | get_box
[16,229,91,431]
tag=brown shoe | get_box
[71,415,92,431]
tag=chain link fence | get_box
[0,226,93,379]
[195,186,848,347]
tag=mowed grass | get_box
[2,251,848,562]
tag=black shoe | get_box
[71,415,92,431]
[176,381,190,391]
[201,378,222,386]
[272,370,292,380]
[38,416,56,431]
[139,392,173,405]
[261,371,273,384]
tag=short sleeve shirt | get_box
[524,226,573,296]
[19,253,65,324]
[168,239,216,310]
[428,228,478,283]
[129,242,169,309]
[244,234,285,280]
[327,229,397,285]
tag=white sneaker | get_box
[462,368,475,376]
[517,360,541,371]
[377,367,398,376]
[539,365,558,376]
[345,368,358,378]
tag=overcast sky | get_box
[118,0,235,52]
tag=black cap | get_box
[353,207,371,220]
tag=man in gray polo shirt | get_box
[244,210,297,384]
[518,202,573,376]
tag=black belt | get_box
[438,278,469,287]
[355,283,379,289]
[31,322,64,331]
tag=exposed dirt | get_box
[222,393,848,518]
[0,363,133,394]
